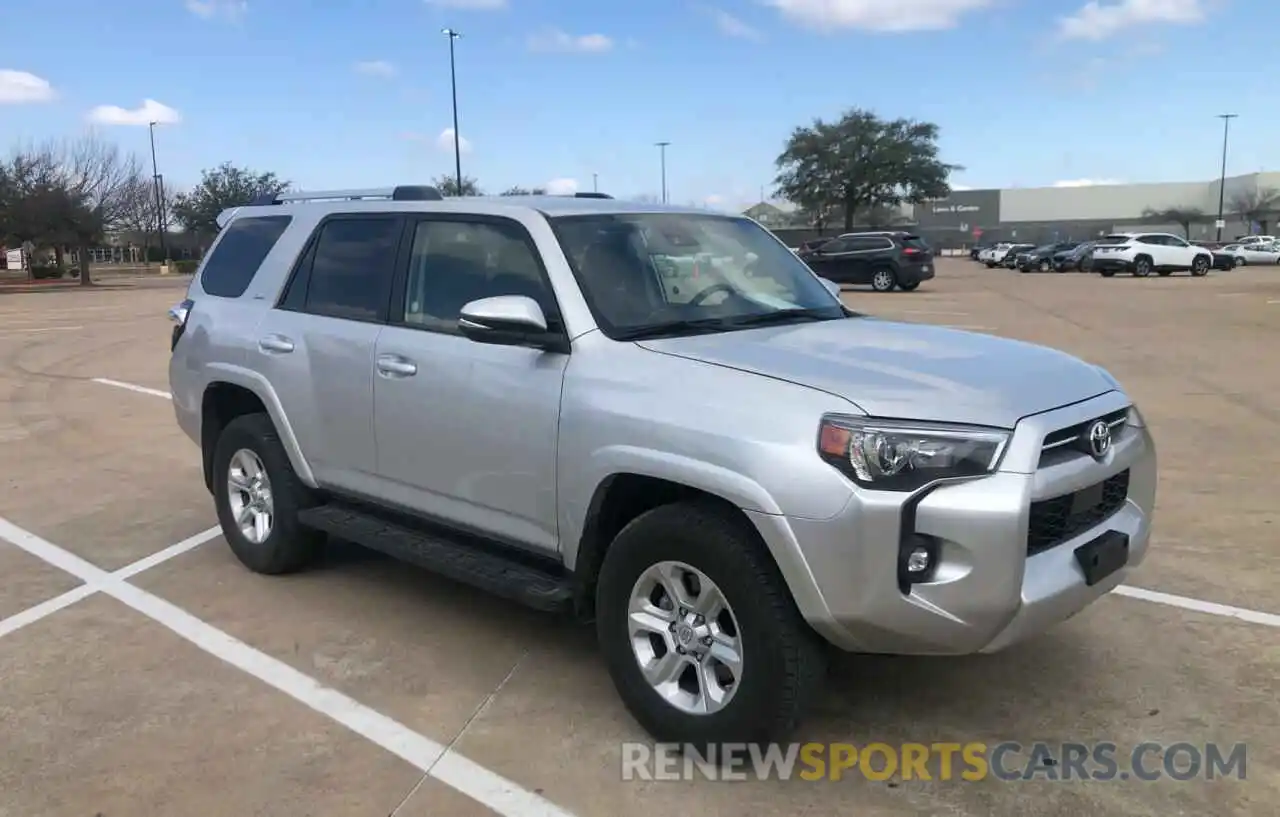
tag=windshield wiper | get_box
[723,308,840,327]
[610,318,733,341]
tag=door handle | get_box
[376,355,417,377]
[258,334,295,354]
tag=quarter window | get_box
[200,215,292,298]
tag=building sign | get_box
[914,189,1000,230]
[4,249,24,270]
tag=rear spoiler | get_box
[215,207,242,230]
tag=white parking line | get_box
[91,378,172,399]
[1113,586,1280,628]
[0,515,576,817]
[0,325,84,337]
[898,310,971,316]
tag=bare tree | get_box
[55,134,147,285]
[116,176,176,263]
[1228,187,1279,235]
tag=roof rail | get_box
[248,185,444,207]
[573,192,613,199]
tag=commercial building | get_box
[912,171,1280,248]
[754,171,1280,250]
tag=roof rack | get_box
[248,185,444,206]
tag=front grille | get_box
[1040,408,1129,463]
[1027,469,1130,555]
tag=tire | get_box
[595,501,827,749]
[1038,260,1051,272]
[898,280,920,291]
[1099,269,1116,277]
[212,413,324,575]
[1234,257,1245,267]
[870,267,898,292]
[1132,256,1153,277]
[1190,255,1210,277]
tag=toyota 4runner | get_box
[169,186,1158,747]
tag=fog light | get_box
[905,546,931,573]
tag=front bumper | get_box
[748,391,1156,655]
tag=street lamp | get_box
[148,121,168,261]
[655,141,670,203]
[1215,113,1238,242]
[442,28,463,195]
[592,172,598,193]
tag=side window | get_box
[401,219,556,334]
[1164,235,1188,247]
[200,216,292,298]
[1137,234,1164,245]
[820,238,851,253]
[302,217,402,322]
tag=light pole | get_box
[442,28,463,195]
[592,173,598,193]
[655,141,670,203]
[147,121,168,261]
[1215,113,1238,241]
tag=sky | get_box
[0,0,1273,211]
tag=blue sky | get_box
[0,0,1272,210]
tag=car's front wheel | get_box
[1190,255,1210,276]
[212,413,324,575]
[595,501,826,749]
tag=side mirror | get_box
[458,295,563,351]
[819,277,842,297]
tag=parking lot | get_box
[0,261,1277,817]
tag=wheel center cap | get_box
[675,624,695,646]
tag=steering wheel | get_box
[687,283,737,307]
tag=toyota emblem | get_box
[1087,420,1112,459]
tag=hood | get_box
[636,318,1114,428]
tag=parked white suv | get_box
[1089,232,1212,278]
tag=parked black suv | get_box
[797,232,935,292]
[1052,241,1096,271]
[1016,242,1080,272]
[1001,243,1036,269]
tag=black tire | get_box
[1038,260,1051,272]
[1099,269,1116,277]
[1132,256,1153,277]
[595,501,827,748]
[870,267,898,292]
[898,280,920,291]
[1190,255,1210,277]
[212,413,324,575]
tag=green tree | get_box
[774,109,958,232]
[1141,206,1204,239]
[500,185,546,196]
[433,174,482,197]
[171,162,290,240]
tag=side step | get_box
[298,504,576,613]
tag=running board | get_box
[298,504,576,613]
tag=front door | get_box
[371,215,569,555]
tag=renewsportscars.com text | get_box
[620,741,1247,782]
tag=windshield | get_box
[550,213,847,339]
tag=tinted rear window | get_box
[1100,235,1130,244]
[200,216,292,298]
[900,236,929,250]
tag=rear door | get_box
[257,213,405,494]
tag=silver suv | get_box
[169,186,1157,746]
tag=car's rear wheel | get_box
[213,413,324,575]
[870,268,898,292]
[1133,256,1153,277]
[595,501,826,749]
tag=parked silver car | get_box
[169,186,1158,746]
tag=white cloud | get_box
[436,127,472,154]
[186,0,247,21]
[764,0,994,31]
[424,0,506,8]
[545,178,579,195]
[86,99,182,126]
[708,8,763,39]
[527,28,614,53]
[951,184,973,191]
[0,70,55,104]
[1053,178,1123,187]
[354,60,397,78]
[1058,0,1205,40]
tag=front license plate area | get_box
[1074,530,1129,586]
[1071,480,1105,516]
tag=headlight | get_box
[818,416,1010,492]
